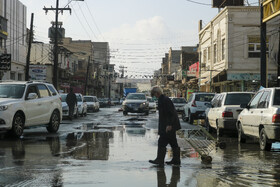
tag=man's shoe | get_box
[149,147,166,167]
[165,147,181,165]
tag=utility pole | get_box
[25,13,34,81]
[84,56,90,95]
[43,1,71,89]
[260,1,267,88]
[119,65,127,98]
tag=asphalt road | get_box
[0,106,280,186]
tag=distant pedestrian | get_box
[149,86,181,167]
[66,87,77,120]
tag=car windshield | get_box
[76,94,82,102]
[126,94,146,100]
[60,94,67,102]
[273,89,280,105]
[0,84,26,99]
[172,98,186,103]
[84,97,94,102]
[224,93,253,105]
[147,98,155,102]
[195,94,214,102]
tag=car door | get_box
[24,85,41,126]
[254,91,271,137]
[36,84,52,124]
[241,91,263,136]
[208,94,222,128]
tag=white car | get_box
[206,92,253,136]
[237,88,280,151]
[147,97,156,112]
[76,93,87,116]
[84,95,99,112]
[0,81,62,137]
[122,93,149,115]
[60,93,79,119]
[183,93,215,124]
[171,97,187,113]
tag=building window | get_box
[207,47,211,60]
[18,73,22,81]
[203,49,207,63]
[214,44,217,63]
[222,39,225,60]
[10,72,15,80]
[248,36,268,58]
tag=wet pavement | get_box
[0,107,280,186]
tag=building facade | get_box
[1,0,27,81]
[199,6,277,92]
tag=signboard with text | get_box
[29,65,47,80]
[0,54,11,71]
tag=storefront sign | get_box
[187,71,197,77]
[29,65,47,80]
[227,73,276,81]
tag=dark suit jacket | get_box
[158,95,181,135]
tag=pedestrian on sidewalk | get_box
[66,87,77,120]
[149,86,181,167]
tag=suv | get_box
[122,93,149,115]
[171,97,187,113]
[76,93,87,116]
[183,93,215,124]
[84,95,99,112]
[0,81,62,137]
[237,88,280,151]
[206,92,253,136]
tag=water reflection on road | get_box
[0,107,280,186]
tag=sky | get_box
[20,0,259,78]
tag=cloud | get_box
[103,16,170,44]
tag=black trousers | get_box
[158,131,179,148]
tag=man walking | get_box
[66,87,77,120]
[149,86,181,167]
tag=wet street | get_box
[1,107,280,187]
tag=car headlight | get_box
[0,105,8,111]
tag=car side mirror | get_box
[27,93,38,100]
[240,103,249,109]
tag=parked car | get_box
[111,98,120,105]
[206,92,253,136]
[183,92,215,124]
[237,87,280,151]
[60,93,79,119]
[84,95,99,112]
[171,97,187,113]
[99,98,110,108]
[122,93,149,115]
[147,97,156,112]
[0,81,62,137]
[76,93,87,116]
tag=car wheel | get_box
[182,112,187,122]
[123,111,128,116]
[11,113,25,138]
[237,122,246,143]
[74,109,78,119]
[47,110,60,133]
[216,120,223,137]
[259,128,272,151]
[188,111,193,124]
[205,118,212,133]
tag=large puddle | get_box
[1,117,280,186]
